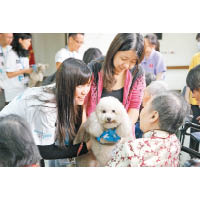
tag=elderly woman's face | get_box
[140,99,159,133]
[113,50,137,74]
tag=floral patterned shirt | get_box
[107,130,181,167]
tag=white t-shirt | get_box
[0,45,12,89]
[0,84,57,145]
[4,50,30,102]
[55,46,82,63]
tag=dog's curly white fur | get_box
[74,96,133,166]
[29,63,48,87]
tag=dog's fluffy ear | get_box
[86,111,103,137]
[116,107,133,139]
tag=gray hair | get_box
[0,114,41,167]
[151,92,190,134]
[145,72,156,86]
[147,80,169,96]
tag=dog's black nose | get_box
[107,117,111,122]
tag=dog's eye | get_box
[102,110,106,113]
[112,110,115,113]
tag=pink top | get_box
[107,130,181,167]
[85,69,145,117]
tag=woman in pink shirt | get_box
[85,34,146,135]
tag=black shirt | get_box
[101,87,124,103]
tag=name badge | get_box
[18,75,24,82]
[16,60,20,64]
[149,64,153,68]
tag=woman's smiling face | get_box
[74,82,91,105]
[113,50,138,74]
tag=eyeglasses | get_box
[72,37,84,45]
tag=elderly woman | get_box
[142,80,169,107]
[107,92,189,167]
[135,80,169,138]
[0,114,41,167]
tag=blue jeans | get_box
[48,158,76,167]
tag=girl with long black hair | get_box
[0,58,92,166]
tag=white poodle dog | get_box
[29,63,48,87]
[74,96,133,167]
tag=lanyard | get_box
[18,57,25,82]
[19,57,25,69]
[0,45,9,64]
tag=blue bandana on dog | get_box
[96,128,121,144]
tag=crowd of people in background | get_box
[0,33,200,167]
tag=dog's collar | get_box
[96,128,121,144]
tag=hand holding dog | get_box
[24,68,33,74]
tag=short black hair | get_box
[68,33,84,38]
[196,33,200,40]
[145,33,158,45]
[83,48,103,64]
[186,64,200,91]
[145,72,156,86]
[0,114,41,167]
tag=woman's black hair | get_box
[102,33,145,91]
[12,33,32,57]
[56,58,92,146]
[83,48,103,64]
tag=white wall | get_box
[160,33,198,66]
[32,33,65,75]
[160,33,198,90]
[80,33,116,55]
[32,33,199,90]
[165,69,188,91]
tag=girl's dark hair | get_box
[0,114,41,167]
[83,48,103,64]
[56,58,92,146]
[102,33,145,91]
[12,33,32,57]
